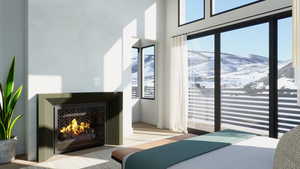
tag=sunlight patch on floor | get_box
[36,156,109,169]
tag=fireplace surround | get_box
[37,92,123,162]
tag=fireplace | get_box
[37,92,123,162]
[54,103,105,154]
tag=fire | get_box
[59,119,90,136]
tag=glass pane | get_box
[278,17,300,135]
[132,48,139,98]
[142,46,155,99]
[180,0,204,25]
[188,35,215,132]
[221,23,269,135]
[212,0,260,15]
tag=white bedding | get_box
[123,136,278,169]
[168,136,278,169]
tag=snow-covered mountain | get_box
[188,50,295,90]
[131,54,154,86]
[132,50,295,90]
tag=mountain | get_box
[131,50,295,90]
[188,50,294,90]
[245,61,296,90]
[131,54,154,86]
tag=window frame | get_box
[210,0,265,17]
[141,45,156,100]
[186,11,292,138]
[178,0,206,27]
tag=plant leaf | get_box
[7,114,23,139]
[4,56,15,99]
[0,83,3,119]
[0,56,23,140]
[6,86,23,120]
[0,119,6,139]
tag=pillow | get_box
[273,125,300,169]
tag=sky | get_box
[185,0,261,21]
[186,0,292,61]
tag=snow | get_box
[131,50,296,90]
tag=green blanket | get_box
[124,130,255,169]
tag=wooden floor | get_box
[0,122,181,169]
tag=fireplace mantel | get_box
[37,92,123,162]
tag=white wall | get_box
[26,0,164,161]
[0,0,26,155]
[132,99,141,122]
[141,100,158,125]
[138,0,166,126]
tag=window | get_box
[220,23,269,135]
[187,35,215,131]
[185,12,293,137]
[212,0,262,15]
[142,46,155,99]
[132,48,139,98]
[179,0,204,26]
[278,17,300,135]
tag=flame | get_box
[59,119,90,136]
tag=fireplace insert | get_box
[54,103,105,154]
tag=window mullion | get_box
[214,33,221,132]
[269,19,278,138]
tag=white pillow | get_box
[273,126,300,169]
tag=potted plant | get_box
[0,56,23,164]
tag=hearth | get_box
[37,92,123,162]
[54,103,105,154]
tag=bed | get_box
[112,127,300,169]
[168,136,278,169]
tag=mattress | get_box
[168,136,278,169]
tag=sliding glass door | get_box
[220,23,269,135]
[186,13,298,137]
[278,17,300,135]
[187,35,215,132]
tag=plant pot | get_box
[0,137,17,164]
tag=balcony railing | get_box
[132,86,138,98]
[132,86,155,99]
[132,86,300,134]
[189,87,300,134]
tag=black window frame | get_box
[141,45,156,100]
[187,11,292,138]
[210,0,265,17]
[178,0,206,27]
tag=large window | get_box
[132,48,139,98]
[278,17,300,135]
[221,23,269,135]
[182,10,294,138]
[179,0,204,26]
[187,35,215,131]
[142,46,155,99]
[212,0,262,15]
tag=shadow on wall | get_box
[26,0,158,160]
[0,0,26,154]
[28,0,157,92]
[132,99,141,122]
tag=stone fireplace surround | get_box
[37,92,123,162]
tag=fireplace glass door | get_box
[54,103,105,154]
